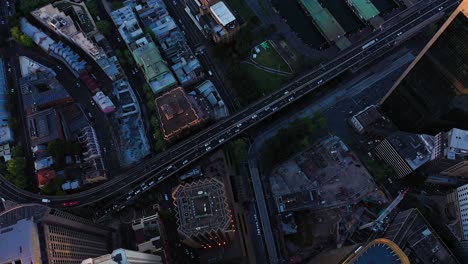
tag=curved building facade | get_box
[342,238,410,264]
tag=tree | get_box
[10,26,21,40]
[110,1,124,11]
[47,140,65,161]
[96,21,112,35]
[11,146,24,158]
[19,34,34,47]
[85,0,98,17]
[18,0,49,14]
[6,158,27,188]
[8,117,19,130]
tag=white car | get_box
[206,146,212,151]
[251,114,257,119]
[41,199,51,203]
[218,138,225,143]
[182,160,188,165]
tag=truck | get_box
[361,39,376,50]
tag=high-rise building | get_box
[445,183,468,262]
[423,128,468,177]
[384,208,459,263]
[374,131,434,178]
[81,248,163,264]
[380,1,468,134]
[172,177,235,248]
[0,203,113,264]
[340,238,409,264]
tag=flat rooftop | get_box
[172,177,232,236]
[210,1,236,26]
[355,105,382,128]
[155,87,202,140]
[299,0,351,50]
[0,218,41,264]
[347,0,380,21]
[386,132,434,170]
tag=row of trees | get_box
[115,48,135,67]
[5,146,27,189]
[260,113,327,173]
[143,84,167,152]
[10,26,34,47]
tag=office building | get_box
[445,183,468,262]
[374,131,434,178]
[341,238,409,264]
[0,203,113,264]
[380,1,468,134]
[349,105,383,134]
[423,128,468,177]
[172,177,235,248]
[131,207,164,254]
[81,249,163,264]
[384,208,459,263]
[198,1,240,43]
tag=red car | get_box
[63,201,79,207]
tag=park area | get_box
[252,40,292,73]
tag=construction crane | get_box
[359,188,410,232]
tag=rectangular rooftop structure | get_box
[347,0,380,21]
[210,1,236,26]
[299,0,351,50]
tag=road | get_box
[0,0,457,214]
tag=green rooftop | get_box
[132,41,171,82]
[348,0,380,21]
[299,0,351,50]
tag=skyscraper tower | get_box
[380,1,468,134]
[0,203,113,264]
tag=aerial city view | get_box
[0,0,466,263]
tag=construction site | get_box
[268,135,407,260]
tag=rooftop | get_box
[347,0,380,21]
[386,132,434,170]
[447,128,468,153]
[384,208,459,264]
[344,238,409,264]
[27,108,63,147]
[155,87,205,140]
[299,0,351,50]
[0,218,41,264]
[350,105,382,132]
[172,177,232,236]
[210,1,236,26]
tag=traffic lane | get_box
[1,0,452,205]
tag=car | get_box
[251,114,257,119]
[166,165,173,170]
[235,128,240,133]
[41,199,51,203]
[96,15,101,21]
[264,106,270,111]
[288,97,294,102]
[76,82,81,87]
[135,189,141,195]
[63,201,79,206]
[284,91,289,95]
[57,65,62,70]
[142,184,149,191]
[218,138,225,143]
[90,100,95,106]
[204,142,210,147]
[206,146,212,151]
[182,160,188,165]
[149,180,155,186]
[272,107,278,111]
[164,194,169,201]
[317,79,323,84]
[208,70,213,76]
[157,176,163,181]
[387,178,393,184]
